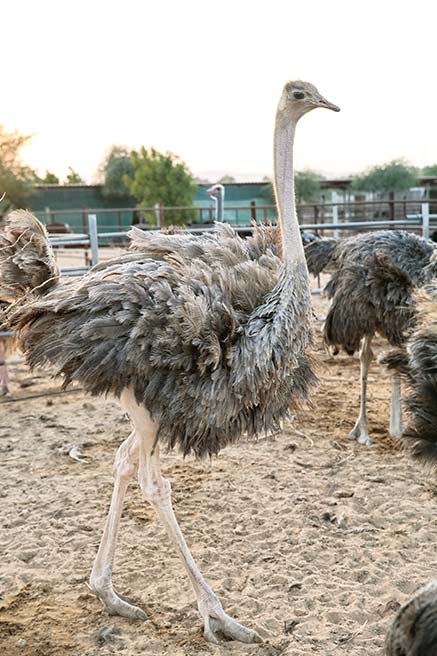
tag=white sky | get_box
[3,0,436,182]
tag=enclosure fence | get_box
[0,202,435,338]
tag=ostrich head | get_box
[207,184,224,200]
[277,80,340,125]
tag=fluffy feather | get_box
[310,231,437,355]
[1,213,315,457]
[385,580,437,656]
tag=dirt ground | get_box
[1,290,436,656]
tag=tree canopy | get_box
[422,164,437,177]
[218,174,236,183]
[37,170,60,184]
[65,167,84,184]
[260,169,323,204]
[123,147,197,225]
[100,146,134,200]
[351,159,418,193]
[0,125,35,212]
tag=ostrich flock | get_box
[1,80,437,653]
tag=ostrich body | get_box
[0,336,9,395]
[305,231,437,445]
[0,81,339,643]
[382,291,437,655]
[0,302,10,395]
[382,284,437,464]
[207,183,224,222]
[385,580,437,656]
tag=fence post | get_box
[250,201,257,221]
[87,214,99,266]
[154,203,160,228]
[332,191,339,239]
[422,202,430,239]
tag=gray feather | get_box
[1,214,315,458]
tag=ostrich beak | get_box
[316,95,340,112]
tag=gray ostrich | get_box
[382,290,437,655]
[207,183,224,222]
[0,81,340,643]
[305,231,437,445]
[385,580,437,656]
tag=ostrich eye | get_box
[293,91,305,100]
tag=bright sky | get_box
[3,0,436,182]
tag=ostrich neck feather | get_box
[273,120,306,269]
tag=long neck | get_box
[273,118,306,268]
[217,191,223,222]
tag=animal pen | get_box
[30,199,437,275]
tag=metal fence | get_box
[1,204,435,338]
[23,197,437,233]
[49,202,436,276]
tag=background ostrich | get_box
[382,288,437,655]
[207,183,224,222]
[0,81,339,643]
[0,300,10,395]
[0,333,9,395]
[385,580,437,656]
[305,231,437,445]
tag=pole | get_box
[421,202,430,239]
[87,214,99,266]
[332,191,339,239]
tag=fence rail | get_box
[7,197,435,233]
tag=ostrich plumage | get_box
[381,291,437,655]
[385,580,437,656]
[305,230,437,445]
[0,302,10,395]
[0,80,340,643]
[381,284,437,466]
[7,220,314,458]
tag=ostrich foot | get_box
[348,423,372,446]
[198,594,262,644]
[0,384,9,396]
[91,581,147,620]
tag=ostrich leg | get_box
[0,339,9,396]
[122,390,262,645]
[89,430,147,620]
[389,373,403,438]
[348,335,373,446]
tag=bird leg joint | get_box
[138,473,171,507]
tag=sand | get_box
[1,294,436,656]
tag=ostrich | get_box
[0,336,9,395]
[207,183,224,222]
[304,231,437,445]
[0,80,339,643]
[385,580,437,656]
[382,289,437,655]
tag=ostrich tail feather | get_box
[304,237,338,276]
[0,210,59,300]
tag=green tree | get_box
[37,170,60,184]
[218,174,236,183]
[65,167,84,184]
[295,169,322,203]
[0,125,35,212]
[124,147,197,225]
[100,146,134,200]
[422,164,437,177]
[260,169,322,204]
[351,159,418,192]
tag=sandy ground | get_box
[1,291,437,656]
